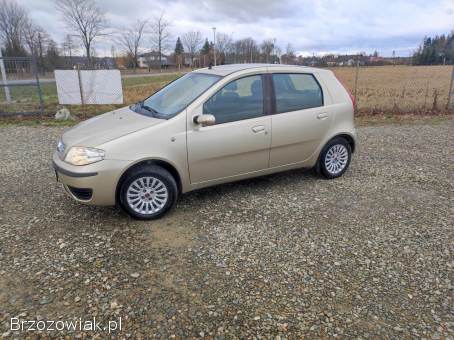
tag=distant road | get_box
[0,70,184,86]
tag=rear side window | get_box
[272,73,323,113]
[203,75,264,124]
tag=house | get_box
[369,56,384,63]
[171,52,194,67]
[138,52,174,68]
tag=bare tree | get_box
[55,0,107,61]
[0,0,28,56]
[274,45,282,63]
[150,13,171,71]
[182,30,202,66]
[23,20,49,57]
[62,34,78,60]
[261,38,276,63]
[117,19,147,71]
[23,19,51,71]
[282,43,296,64]
[215,32,233,64]
[286,43,295,58]
[232,38,257,63]
[23,19,40,55]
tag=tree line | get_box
[0,0,293,72]
[413,32,454,65]
[2,0,451,73]
[171,35,297,68]
[0,0,173,71]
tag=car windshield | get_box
[135,73,221,119]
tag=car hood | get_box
[62,106,163,148]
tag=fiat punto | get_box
[53,64,357,219]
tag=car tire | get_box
[317,137,352,179]
[119,165,178,220]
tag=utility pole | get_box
[0,49,11,103]
[212,27,216,66]
[448,64,454,110]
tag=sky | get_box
[17,0,454,57]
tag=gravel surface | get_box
[0,118,453,338]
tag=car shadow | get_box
[179,167,317,203]
[53,167,317,224]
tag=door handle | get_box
[252,125,266,133]
[317,113,328,120]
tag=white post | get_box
[212,27,216,66]
[0,49,11,102]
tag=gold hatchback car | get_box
[53,64,357,219]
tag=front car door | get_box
[269,72,332,167]
[187,74,271,184]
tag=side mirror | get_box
[193,114,215,127]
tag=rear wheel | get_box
[317,137,352,179]
[119,165,178,220]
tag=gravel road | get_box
[0,118,453,338]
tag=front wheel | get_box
[317,137,352,179]
[119,165,178,220]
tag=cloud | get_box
[17,0,454,57]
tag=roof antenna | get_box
[208,61,213,69]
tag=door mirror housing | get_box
[194,114,216,127]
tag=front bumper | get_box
[52,152,130,206]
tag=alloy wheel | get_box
[126,176,169,215]
[324,144,349,175]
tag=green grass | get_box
[0,74,180,103]
[122,74,180,87]
[0,74,181,122]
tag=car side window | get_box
[203,75,264,124]
[272,73,323,113]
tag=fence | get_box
[333,63,454,114]
[1,56,454,117]
[0,54,44,116]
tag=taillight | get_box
[335,74,355,108]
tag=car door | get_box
[187,74,271,184]
[269,72,332,167]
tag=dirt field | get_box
[332,65,453,113]
[0,117,453,338]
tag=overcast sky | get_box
[17,0,454,57]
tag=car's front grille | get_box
[67,186,93,201]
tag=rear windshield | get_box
[133,73,221,119]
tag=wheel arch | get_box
[115,158,183,204]
[332,133,356,153]
[314,132,356,173]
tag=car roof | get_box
[192,63,321,77]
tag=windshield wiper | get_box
[143,104,158,115]
[137,100,161,116]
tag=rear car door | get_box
[187,74,271,183]
[269,72,332,167]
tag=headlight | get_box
[64,147,105,166]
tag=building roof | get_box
[192,63,312,76]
